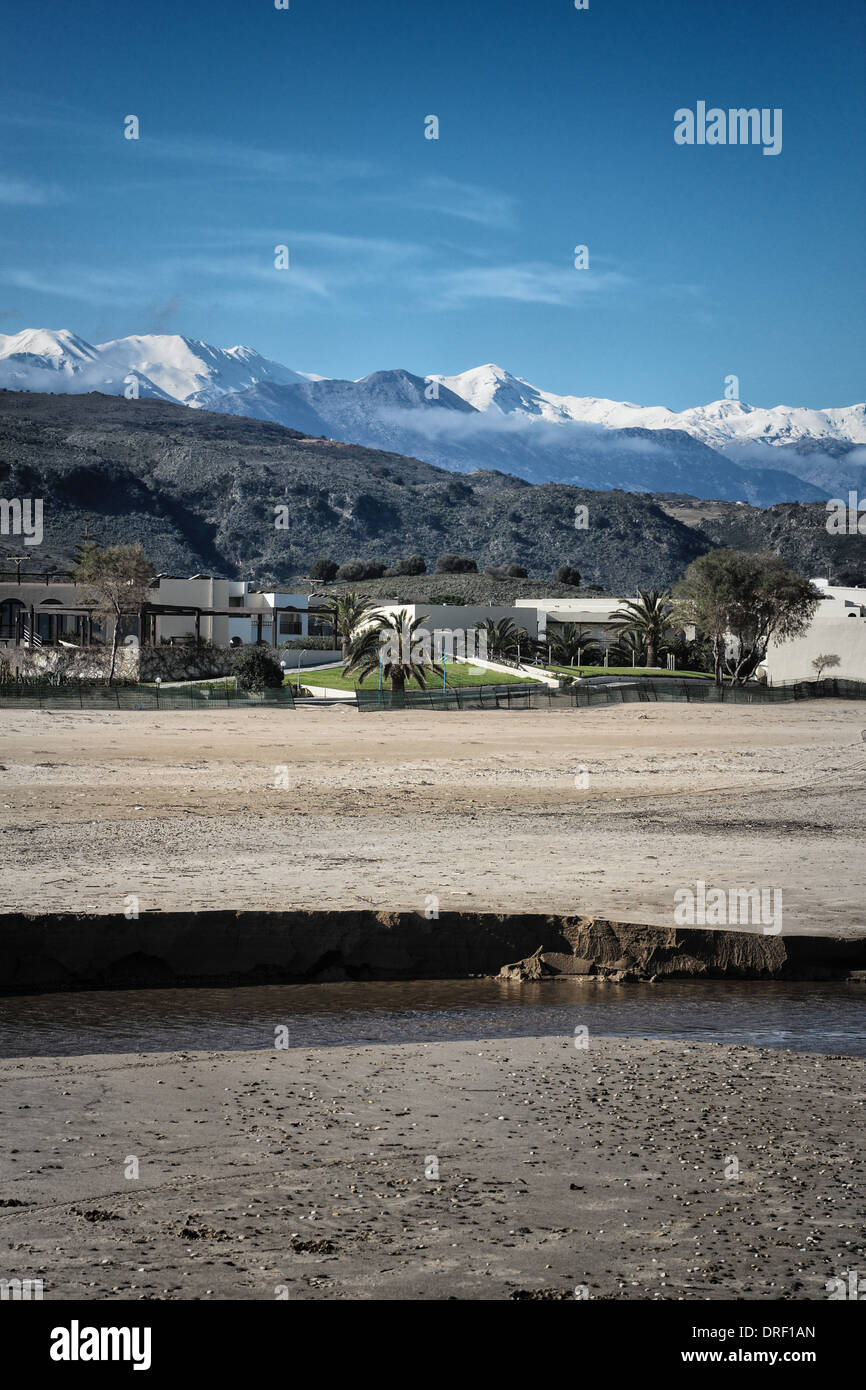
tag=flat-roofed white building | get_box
[370,602,539,641]
[0,569,334,651]
[148,577,329,647]
[761,579,866,684]
[514,596,625,647]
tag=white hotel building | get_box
[0,571,334,650]
[760,579,866,684]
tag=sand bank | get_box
[1,911,864,995]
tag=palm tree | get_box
[609,589,673,670]
[328,591,377,661]
[480,618,534,662]
[811,653,841,682]
[545,623,602,667]
[607,629,644,666]
[343,609,442,695]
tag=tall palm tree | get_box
[328,591,377,661]
[343,609,442,695]
[545,623,602,667]
[609,589,673,669]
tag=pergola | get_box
[0,598,100,648]
[0,574,335,648]
[139,601,333,647]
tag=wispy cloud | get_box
[2,250,332,308]
[375,405,677,460]
[380,176,518,228]
[3,266,143,303]
[0,105,374,189]
[144,135,372,185]
[0,176,66,206]
[188,229,425,264]
[3,244,634,319]
[278,230,424,260]
[427,262,631,308]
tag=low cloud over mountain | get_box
[2,329,863,506]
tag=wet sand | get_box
[1,701,864,935]
[0,1035,862,1301]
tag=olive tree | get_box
[674,550,823,686]
[72,543,155,683]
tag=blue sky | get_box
[1,0,863,408]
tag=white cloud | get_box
[381,176,517,228]
[427,262,630,308]
[0,177,66,206]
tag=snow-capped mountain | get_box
[431,363,866,452]
[0,327,102,372]
[1,330,863,504]
[96,334,306,404]
[207,370,829,504]
[0,328,305,403]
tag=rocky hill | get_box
[0,391,862,593]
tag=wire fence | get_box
[357,675,866,712]
[356,682,549,712]
[568,676,866,707]
[0,681,296,710]
[2,675,864,713]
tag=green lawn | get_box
[541,664,715,680]
[296,662,540,692]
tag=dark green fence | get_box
[0,681,296,711]
[357,675,866,713]
[12,676,859,714]
[569,676,866,708]
[357,682,550,712]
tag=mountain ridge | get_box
[1,390,863,594]
[1,328,863,506]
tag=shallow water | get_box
[0,978,863,1058]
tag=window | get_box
[0,599,24,640]
[279,612,302,636]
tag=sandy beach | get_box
[0,1035,862,1301]
[0,701,864,935]
[2,701,864,1303]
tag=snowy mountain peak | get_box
[431,363,548,416]
[95,333,306,403]
[432,369,866,448]
[1,329,864,491]
[0,328,306,404]
[0,327,100,368]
